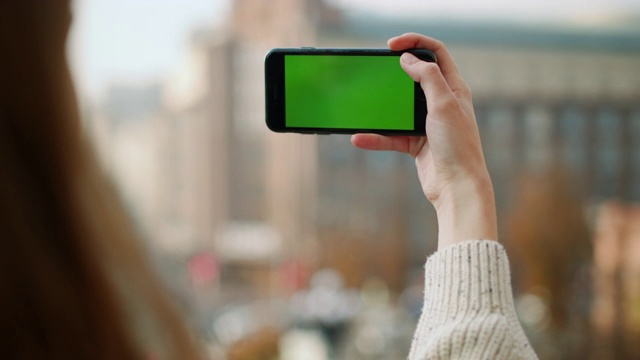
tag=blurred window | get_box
[484,105,515,170]
[559,105,587,172]
[631,109,640,201]
[523,105,553,167]
[595,106,621,198]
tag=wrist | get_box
[434,173,498,250]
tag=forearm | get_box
[434,172,497,250]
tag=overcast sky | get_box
[332,0,640,23]
[69,0,640,102]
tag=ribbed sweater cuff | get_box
[408,240,536,359]
[423,240,512,319]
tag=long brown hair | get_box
[0,2,201,359]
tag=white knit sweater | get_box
[408,240,538,359]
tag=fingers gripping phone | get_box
[264,48,437,135]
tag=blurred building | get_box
[592,202,640,359]
[91,0,640,297]
[88,82,174,241]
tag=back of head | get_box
[0,2,201,359]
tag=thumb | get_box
[400,52,453,103]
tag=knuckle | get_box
[434,39,445,48]
[421,61,440,73]
[432,39,446,52]
[417,62,441,86]
[460,81,472,95]
[456,81,473,98]
[430,96,460,114]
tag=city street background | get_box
[69,0,640,359]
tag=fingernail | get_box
[401,52,418,64]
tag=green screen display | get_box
[284,55,414,130]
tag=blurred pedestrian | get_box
[290,269,359,358]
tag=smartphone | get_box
[264,48,437,135]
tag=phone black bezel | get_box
[264,48,436,135]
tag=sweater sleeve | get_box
[408,240,537,360]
